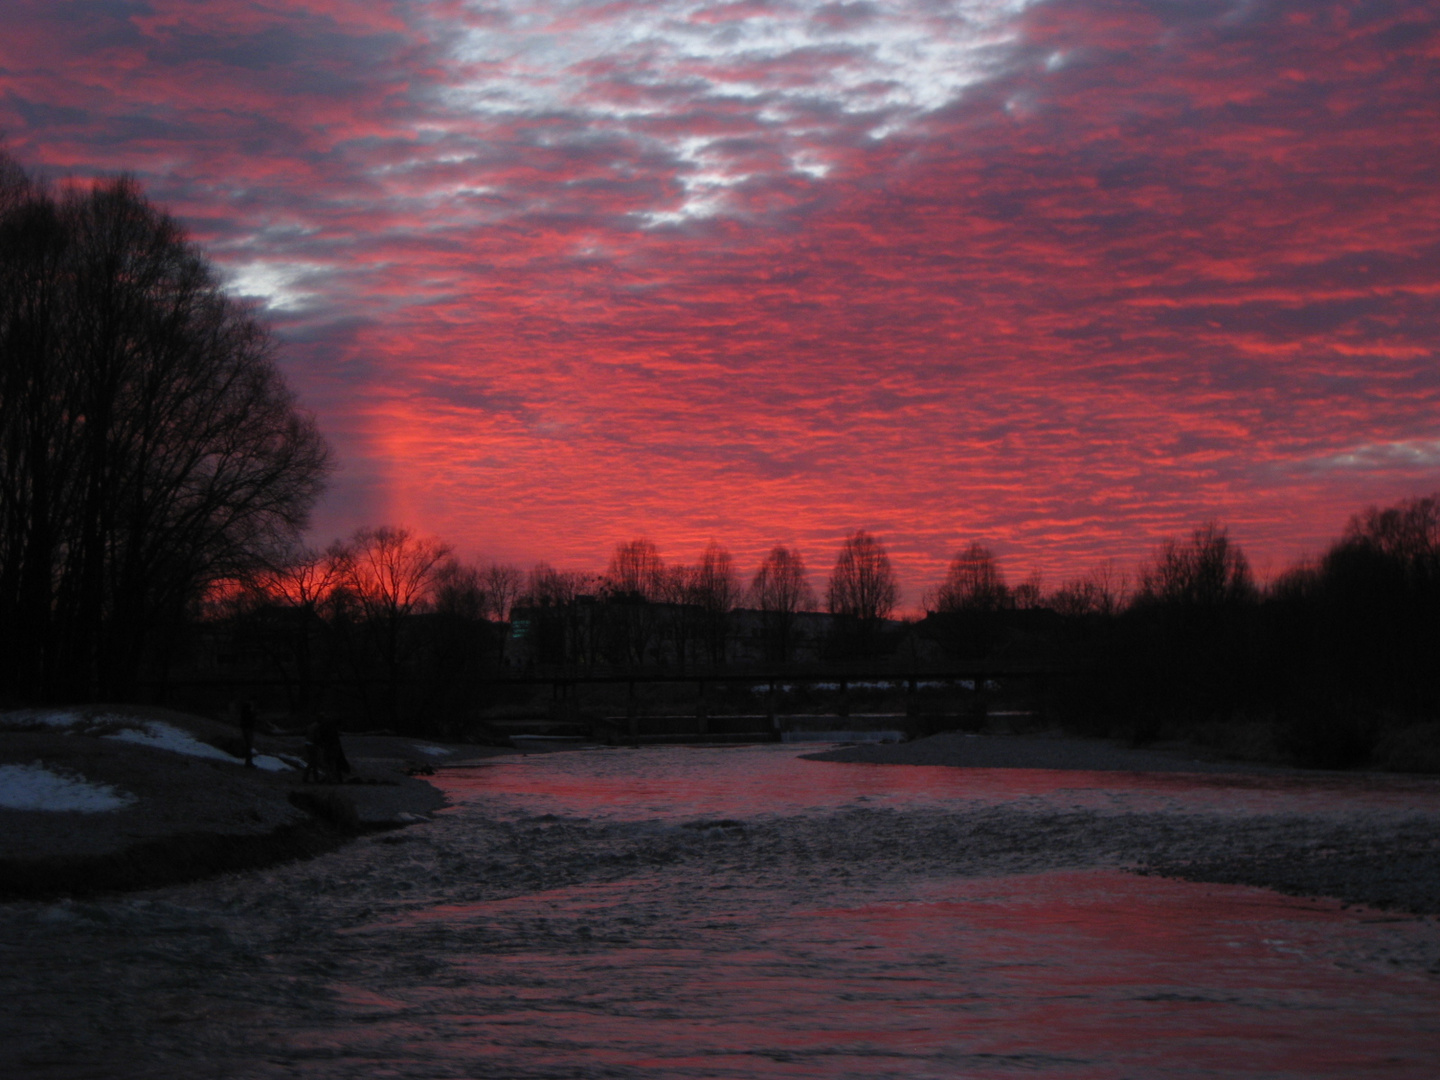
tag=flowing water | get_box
[3,744,1439,1078]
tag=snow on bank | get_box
[106,723,237,762]
[0,762,137,812]
[3,710,292,771]
[104,725,293,772]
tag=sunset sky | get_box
[3,0,1437,602]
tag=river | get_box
[3,743,1439,1078]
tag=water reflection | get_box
[446,743,1440,822]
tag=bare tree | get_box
[604,538,665,600]
[523,562,588,608]
[601,538,665,666]
[1339,496,1440,575]
[233,548,342,711]
[926,544,1009,613]
[1049,562,1127,617]
[519,562,600,668]
[827,530,899,622]
[693,541,739,666]
[332,526,451,724]
[481,563,525,624]
[1137,522,1256,608]
[434,559,488,622]
[0,153,330,699]
[656,561,698,669]
[1012,571,1044,610]
[751,544,813,664]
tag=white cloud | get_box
[1299,438,1440,472]
[421,0,1032,219]
[226,260,328,311]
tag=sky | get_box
[3,0,1438,603]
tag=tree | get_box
[0,153,330,699]
[604,538,664,600]
[602,538,665,667]
[1137,522,1256,609]
[331,526,451,725]
[826,531,898,659]
[523,562,588,608]
[1309,494,1440,715]
[693,541,739,665]
[481,563,525,624]
[519,562,600,668]
[235,547,341,711]
[1049,562,1126,617]
[434,559,488,622]
[926,544,1009,613]
[827,530,898,622]
[750,544,812,663]
[1337,495,1440,579]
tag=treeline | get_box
[208,529,890,727]
[1042,501,1440,769]
[0,153,330,701]
[205,494,1440,768]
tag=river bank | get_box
[0,705,513,900]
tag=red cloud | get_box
[2,0,1437,601]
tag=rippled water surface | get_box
[4,744,1440,1078]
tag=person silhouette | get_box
[231,697,257,768]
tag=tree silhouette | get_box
[604,538,664,600]
[926,543,1009,613]
[693,541,739,665]
[750,545,813,664]
[0,153,329,699]
[331,527,451,725]
[827,530,898,622]
[1137,521,1256,609]
[826,531,897,657]
[603,538,664,667]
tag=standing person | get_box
[317,715,350,783]
[231,697,258,768]
[302,717,323,783]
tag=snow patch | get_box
[105,723,293,771]
[413,744,451,757]
[1,710,296,771]
[104,723,239,762]
[0,762,137,813]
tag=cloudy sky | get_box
[3,0,1437,600]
